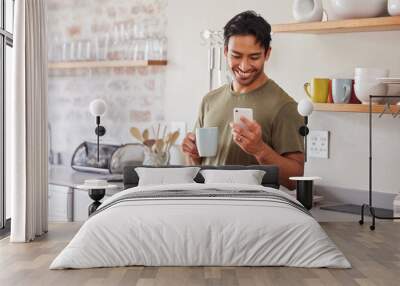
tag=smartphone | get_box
[234,108,253,126]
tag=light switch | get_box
[308,130,329,159]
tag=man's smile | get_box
[234,69,255,80]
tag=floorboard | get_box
[1,217,399,285]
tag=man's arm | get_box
[182,98,206,166]
[254,144,304,190]
[231,117,304,190]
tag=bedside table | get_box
[48,166,124,221]
[76,181,120,216]
[289,176,321,210]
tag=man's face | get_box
[225,35,271,86]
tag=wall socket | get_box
[308,130,330,159]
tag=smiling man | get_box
[181,11,304,190]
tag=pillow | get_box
[200,169,266,185]
[135,167,201,186]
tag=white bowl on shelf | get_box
[388,0,400,16]
[354,68,390,87]
[376,77,400,85]
[329,0,387,19]
[387,84,400,104]
[292,0,324,23]
[354,76,379,83]
[354,76,382,86]
[354,67,389,78]
[354,82,388,104]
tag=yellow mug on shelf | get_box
[304,78,330,103]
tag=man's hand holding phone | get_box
[231,108,266,157]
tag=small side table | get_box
[76,183,118,216]
[289,176,321,210]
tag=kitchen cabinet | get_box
[48,184,73,222]
[73,188,91,222]
[48,185,119,222]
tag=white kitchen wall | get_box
[165,0,400,194]
[47,0,168,165]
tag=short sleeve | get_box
[271,102,304,155]
[192,98,206,165]
[193,97,206,131]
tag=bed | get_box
[50,165,350,269]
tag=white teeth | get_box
[237,71,251,77]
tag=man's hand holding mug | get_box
[182,127,218,165]
[181,132,201,165]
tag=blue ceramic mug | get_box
[332,79,352,104]
[195,127,218,157]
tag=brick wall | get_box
[47,0,167,166]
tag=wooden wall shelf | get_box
[48,60,168,69]
[314,103,399,113]
[272,16,400,34]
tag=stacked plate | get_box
[376,77,400,84]
[329,0,387,19]
[381,78,400,104]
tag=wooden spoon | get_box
[163,133,172,152]
[164,131,180,153]
[143,139,156,147]
[155,139,164,154]
[156,123,161,139]
[142,129,149,141]
[151,143,158,153]
[130,127,143,142]
[169,131,180,145]
[161,125,167,140]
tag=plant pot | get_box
[143,147,170,166]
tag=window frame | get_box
[1,0,14,231]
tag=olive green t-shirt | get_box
[194,79,304,165]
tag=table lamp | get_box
[89,99,107,162]
[290,99,320,210]
[297,98,314,162]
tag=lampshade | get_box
[297,99,314,117]
[201,29,212,40]
[89,99,107,117]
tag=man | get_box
[181,11,304,190]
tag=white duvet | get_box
[50,183,351,269]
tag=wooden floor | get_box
[1,221,400,286]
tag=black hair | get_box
[223,10,272,50]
